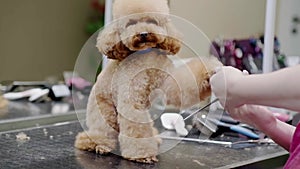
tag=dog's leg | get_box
[75,89,119,154]
[117,107,159,163]
[75,65,119,154]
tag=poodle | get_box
[75,0,221,163]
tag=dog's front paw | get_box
[95,145,113,155]
[75,132,97,151]
[129,156,158,164]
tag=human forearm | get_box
[259,119,295,150]
[254,107,295,150]
[229,105,295,150]
[232,65,300,111]
[211,66,299,150]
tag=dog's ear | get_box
[157,22,182,55]
[96,23,133,61]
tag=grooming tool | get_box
[2,83,70,102]
[1,81,49,93]
[3,88,43,100]
[196,118,217,133]
[206,110,239,125]
[160,113,188,136]
[3,88,50,102]
[183,98,219,121]
[159,135,232,146]
[49,84,71,101]
[207,118,260,139]
[230,138,276,146]
[28,89,50,102]
[159,135,276,148]
[219,114,239,125]
[161,98,221,137]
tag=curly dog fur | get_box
[75,0,221,163]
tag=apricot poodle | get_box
[75,0,221,163]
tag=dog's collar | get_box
[136,48,152,54]
[135,48,167,55]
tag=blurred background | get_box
[0,1,299,168]
[0,0,104,81]
[0,0,299,80]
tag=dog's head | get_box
[96,0,181,61]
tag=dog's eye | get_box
[146,19,158,25]
[126,20,138,28]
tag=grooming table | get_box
[0,121,288,169]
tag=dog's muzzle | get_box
[131,32,159,49]
[139,32,149,41]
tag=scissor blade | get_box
[183,98,219,121]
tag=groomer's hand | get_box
[228,105,277,130]
[210,66,249,110]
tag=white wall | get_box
[0,0,92,81]
[170,0,267,40]
[277,0,300,57]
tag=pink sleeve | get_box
[284,123,300,169]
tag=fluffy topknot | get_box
[113,0,169,19]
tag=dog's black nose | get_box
[140,32,148,39]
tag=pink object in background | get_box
[66,77,92,90]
